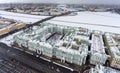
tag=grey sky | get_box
[0,0,119,5]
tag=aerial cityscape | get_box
[0,0,120,73]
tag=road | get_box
[0,54,40,73]
[0,43,76,73]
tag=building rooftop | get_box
[90,65,120,73]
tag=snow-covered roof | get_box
[91,65,120,73]
[91,33,105,54]
[110,46,120,59]
[58,46,81,55]
[74,35,89,40]
[105,33,116,44]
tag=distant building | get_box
[104,33,120,69]
[89,65,120,73]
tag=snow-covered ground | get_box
[0,10,49,24]
[0,31,22,46]
[47,12,120,33]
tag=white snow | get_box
[0,11,120,45]
[0,10,119,33]
[0,10,49,24]
[0,31,22,46]
[47,12,120,34]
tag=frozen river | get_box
[0,10,120,33]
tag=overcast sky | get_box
[0,0,120,5]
